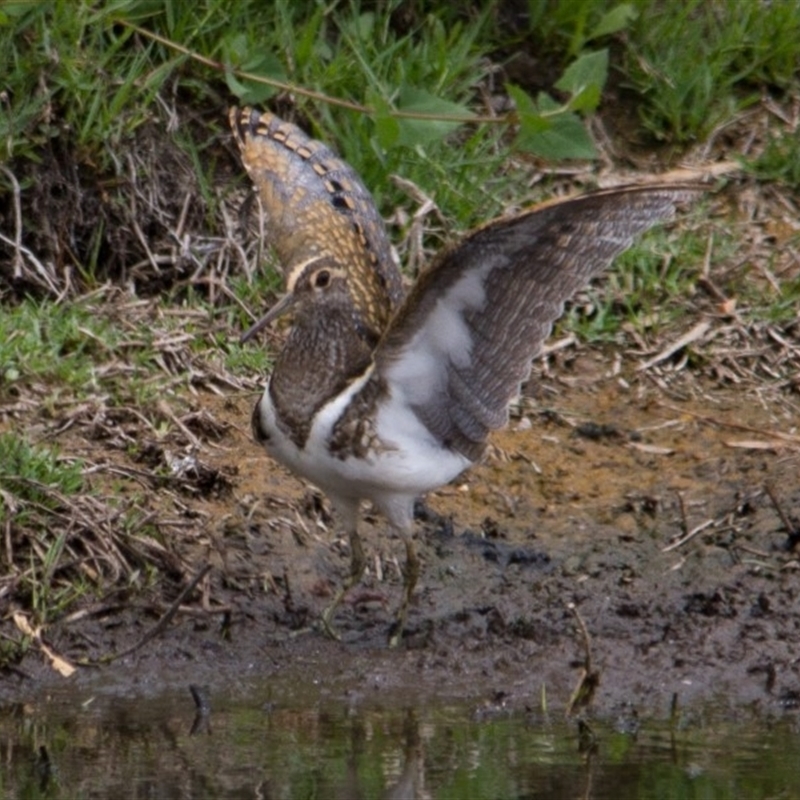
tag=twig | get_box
[0,165,24,278]
[115,19,578,126]
[675,491,688,536]
[0,231,60,294]
[656,401,800,445]
[565,602,600,717]
[662,519,715,552]
[637,320,711,372]
[96,562,211,663]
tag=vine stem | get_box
[112,19,562,126]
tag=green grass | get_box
[563,215,800,343]
[0,0,796,377]
[2,0,798,294]
[0,293,273,412]
[562,226,712,342]
[744,133,800,190]
[520,0,800,144]
[0,0,799,628]
[0,433,87,623]
[0,433,83,520]
[0,297,115,390]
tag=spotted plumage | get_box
[230,107,404,344]
[231,107,703,646]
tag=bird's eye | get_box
[314,270,331,288]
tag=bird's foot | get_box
[317,528,367,641]
[387,614,405,649]
[387,536,419,647]
[319,601,343,641]
[386,582,411,648]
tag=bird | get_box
[230,106,702,646]
[230,107,404,346]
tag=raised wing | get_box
[376,184,703,460]
[230,107,404,341]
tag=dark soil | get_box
[4,352,799,719]
[1,53,798,718]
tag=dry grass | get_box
[1,82,799,669]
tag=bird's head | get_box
[240,255,382,349]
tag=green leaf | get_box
[241,51,286,82]
[392,87,473,147]
[224,68,250,102]
[589,4,637,40]
[506,84,549,132]
[367,89,400,150]
[225,70,276,105]
[515,93,596,160]
[221,35,286,104]
[374,114,400,150]
[225,61,285,104]
[568,82,603,113]
[555,49,608,112]
[223,33,248,62]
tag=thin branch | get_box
[0,165,23,278]
[97,562,212,663]
[662,519,715,552]
[656,401,800,445]
[115,20,544,126]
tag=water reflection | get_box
[1,687,798,799]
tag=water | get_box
[2,685,798,799]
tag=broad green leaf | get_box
[367,89,399,150]
[225,50,286,104]
[236,82,278,105]
[223,33,248,62]
[374,112,400,150]
[224,68,249,100]
[221,33,286,103]
[555,49,608,110]
[223,68,274,104]
[392,87,473,147]
[515,93,596,160]
[506,84,549,132]
[242,51,286,82]
[590,4,637,40]
[568,82,602,113]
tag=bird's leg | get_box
[320,501,365,640]
[388,532,419,648]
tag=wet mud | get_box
[4,352,800,719]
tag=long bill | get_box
[239,291,297,344]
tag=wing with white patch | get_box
[376,184,703,461]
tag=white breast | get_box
[254,367,471,504]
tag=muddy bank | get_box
[4,358,799,719]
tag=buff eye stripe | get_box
[231,107,404,340]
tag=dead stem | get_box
[566,602,600,717]
[94,562,212,664]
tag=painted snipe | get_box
[231,106,702,646]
